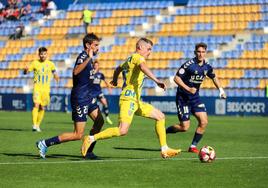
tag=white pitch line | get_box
[0,156,268,165]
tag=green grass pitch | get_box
[0,111,267,188]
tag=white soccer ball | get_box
[198,146,216,163]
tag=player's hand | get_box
[110,80,117,87]
[86,48,94,58]
[219,88,227,99]
[157,81,166,91]
[23,65,29,74]
[188,87,197,94]
[220,93,227,99]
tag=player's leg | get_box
[166,97,191,133]
[83,107,104,159]
[36,103,89,158]
[36,105,45,132]
[99,94,113,125]
[36,121,86,159]
[36,91,50,131]
[135,102,181,158]
[188,100,208,153]
[32,90,41,131]
[81,100,135,157]
[188,111,208,153]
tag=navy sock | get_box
[103,105,109,117]
[88,141,96,153]
[166,126,178,134]
[191,132,203,146]
[45,136,60,147]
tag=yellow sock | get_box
[94,127,120,141]
[36,109,45,127]
[32,107,38,126]
[155,119,167,147]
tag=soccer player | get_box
[92,60,113,125]
[24,47,59,132]
[36,33,104,159]
[166,42,227,153]
[81,38,181,159]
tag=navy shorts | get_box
[71,98,98,122]
[176,94,206,122]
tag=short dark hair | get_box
[136,37,153,49]
[38,47,47,53]
[83,33,101,49]
[195,42,207,51]
[93,60,99,65]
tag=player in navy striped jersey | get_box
[36,33,104,159]
[166,42,226,153]
[92,60,113,125]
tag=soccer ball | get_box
[198,146,216,163]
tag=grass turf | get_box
[0,111,267,188]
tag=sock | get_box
[44,136,60,147]
[94,127,120,141]
[166,126,178,134]
[88,141,96,153]
[191,132,203,147]
[36,109,45,126]
[161,145,168,152]
[32,107,38,126]
[155,119,167,147]
[103,105,109,117]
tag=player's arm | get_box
[212,77,226,99]
[139,62,166,90]
[53,72,60,83]
[23,66,29,74]
[174,75,196,94]
[73,49,93,75]
[110,66,122,87]
[73,57,91,75]
[207,65,226,99]
[23,62,33,74]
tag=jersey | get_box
[175,57,215,121]
[176,57,215,98]
[71,50,98,122]
[120,53,146,102]
[71,50,95,105]
[91,71,105,97]
[83,10,92,23]
[28,59,56,92]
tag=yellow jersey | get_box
[120,53,145,101]
[28,59,56,91]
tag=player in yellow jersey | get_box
[81,38,181,158]
[24,47,59,132]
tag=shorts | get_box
[71,98,98,122]
[119,99,154,124]
[33,89,50,106]
[176,94,206,122]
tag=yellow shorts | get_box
[33,89,50,106]
[119,99,154,124]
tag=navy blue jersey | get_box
[176,57,215,96]
[71,51,95,104]
[91,71,105,96]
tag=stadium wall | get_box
[0,94,267,116]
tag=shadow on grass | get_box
[1,152,84,160]
[0,128,24,132]
[113,147,160,152]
